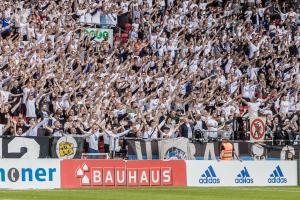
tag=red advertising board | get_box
[61,160,186,188]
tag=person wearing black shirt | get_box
[272,117,284,144]
[0,105,11,125]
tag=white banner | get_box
[158,138,190,160]
[0,159,61,189]
[186,160,297,186]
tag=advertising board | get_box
[0,159,61,189]
[186,160,297,186]
[61,160,186,188]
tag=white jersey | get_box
[247,102,261,118]
[87,131,104,151]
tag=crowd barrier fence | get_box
[0,136,299,161]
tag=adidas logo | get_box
[268,165,287,183]
[199,165,220,184]
[235,167,253,184]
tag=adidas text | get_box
[199,177,220,184]
[268,177,287,183]
[235,177,254,184]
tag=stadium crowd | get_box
[0,0,300,154]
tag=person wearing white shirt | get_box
[246,100,261,118]
[149,98,159,110]
[242,83,252,100]
[0,86,22,103]
[248,84,257,99]
[205,114,219,140]
[221,124,233,140]
[26,118,49,137]
[143,119,166,139]
[280,95,290,114]
[247,36,266,59]
[25,93,37,118]
[158,121,182,138]
[102,126,130,153]
[78,124,105,154]
[0,89,12,103]
[45,121,64,137]
[295,94,300,111]
[22,84,35,104]
[240,97,262,118]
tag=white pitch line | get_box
[0,199,22,200]
[49,188,300,194]
[0,187,299,193]
[229,188,300,193]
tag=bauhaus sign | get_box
[76,165,172,186]
[61,160,186,188]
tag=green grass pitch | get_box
[0,187,299,200]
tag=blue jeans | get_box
[88,148,99,159]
